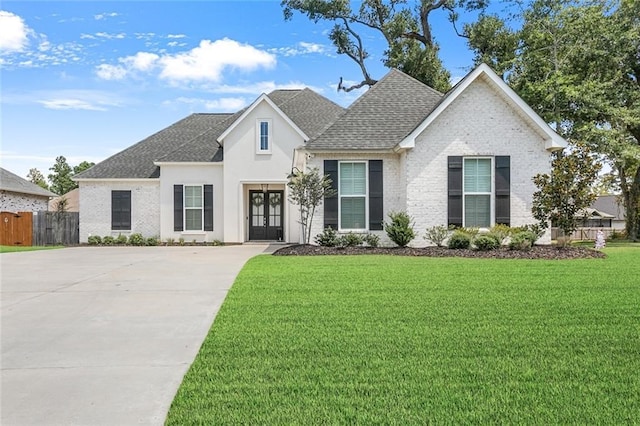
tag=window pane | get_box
[185,209,202,230]
[260,121,269,150]
[464,158,491,192]
[465,195,491,227]
[185,186,202,208]
[341,197,366,229]
[340,162,366,196]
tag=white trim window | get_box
[184,185,203,231]
[256,119,272,154]
[339,161,367,230]
[463,158,492,227]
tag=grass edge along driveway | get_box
[167,247,640,424]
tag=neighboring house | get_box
[49,188,80,212]
[1,167,57,212]
[75,64,567,245]
[591,195,626,230]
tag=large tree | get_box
[48,156,76,195]
[466,0,640,240]
[282,0,489,92]
[26,168,49,190]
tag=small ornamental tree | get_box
[532,144,602,244]
[287,167,336,245]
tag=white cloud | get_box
[38,99,108,111]
[96,38,276,84]
[167,34,186,39]
[36,90,123,111]
[95,63,127,80]
[270,41,328,57]
[94,12,119,20]
[94,32,126,40]
[169,96,248,112]
[209,80,319,95]
[0,11,30,52]
[159,38,276,82]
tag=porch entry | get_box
[249,190,284,241]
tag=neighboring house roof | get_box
[400,63,568,152]
[306,69,443,151]
[592,195,626,221]
[0,167,58,197]
[49,188,80,212]
[78,89,344,179]
[576,207,615,220]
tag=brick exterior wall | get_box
[78,181,160,243]
[0,191,50,212]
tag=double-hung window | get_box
[339,161,367,230]
[111,190,131,230]
[184,185,203,231]
[464,158,492,227]
[256,119,271,154]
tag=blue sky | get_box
[1,1,493,180]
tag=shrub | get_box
[514,224,544,244]
[474,235,500,251]
[315,227,338,247]
[363,233,380,247]
[145,236,159,246]
[384,211,416,247]
[424,225,450,247]
[337,232,364,247]
[448,231,471,249]
[610,229,626,240]
[209,239,224,246]
[489,224,512,245]
[459,227,480,240]
[128,233,145,246]
[87,235,102,245]
[116,234,128,245]
[178,237,185,246]
[102,236,115,246]
[166,237,175,246]
[509,232,534,251]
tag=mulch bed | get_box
[273,244,607,260]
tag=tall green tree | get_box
[466,0,640,240]
[73,161,95,175]
[26,168,49,190]
[282,0,489,93]
[532,145,602,244]
[48,156,76,195]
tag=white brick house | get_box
[75,64,566,245]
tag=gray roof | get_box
[592,195,626,220]
[75,114,233,179]
[306,69,443,151]
[78,89,345,179]
[0,167,58,197]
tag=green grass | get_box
[167,248,640,424]
[0,245,64,253]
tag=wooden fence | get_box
[32,211,79,246]
[0,211,33,246]
[551,227,619,241]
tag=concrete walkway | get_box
[1,245,274,425]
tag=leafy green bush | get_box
[424,225,450,247]
[363,233,380,248]
[459,227,480,240]
[474,235,500,251]
[489,224,512,245]
[178,237,185,246]
[448,231,471,249]
[315,227,338,247]
[384,211,416,247]
[209,239,224,246]
[128,233,145,246]
[166,237,175,246]
[337,232,364,247]
[88,235,102,245]
[514,224,544,244]
[509,232,534,251]
[146,236,159,246]
[116,234,128,245]
[102,236,115,246]
[610,229,626,240]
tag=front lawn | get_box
[166,248,640,424]
[0,245,64,253]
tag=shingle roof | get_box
[273,88,345,139]
[1,167,58,197]
[306,69,443,150]
[592,195,626,220]
[75,114,233,179]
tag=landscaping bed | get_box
[273,244,606,259]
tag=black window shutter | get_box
[495,156,511,226]
[204,185,214,231]
[324,160,338,229]
[368,160,383,230]
[448,156,463,227]
[111,190,131,230]
[174,185,183,231]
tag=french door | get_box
[249,190,284,240]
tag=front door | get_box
[249,190,284,241]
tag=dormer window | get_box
[256,119,272,154]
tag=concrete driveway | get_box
[1,244,274,425]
